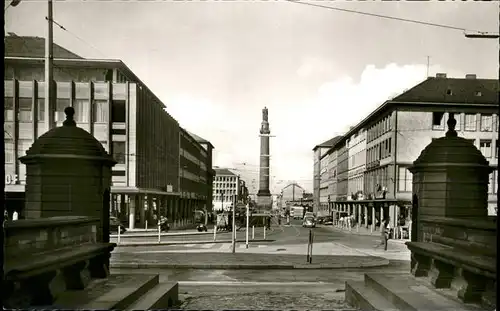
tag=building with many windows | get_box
[314,73,498,230]
[322,73,499,229]
[3,35,214,228]
[312,136,341,216]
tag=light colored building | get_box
[3,35,214,228]
[347,129,367,200]
[312,136,342,216]
[212,168,240,212]
[326,147,338,213]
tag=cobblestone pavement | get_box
[179,284,358,310]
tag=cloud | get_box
[167,62,463,194]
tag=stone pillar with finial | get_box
[20,107,117,242]
[409,112,492,223]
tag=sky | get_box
[5,0,499,193]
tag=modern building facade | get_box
[4,35,214,228]
[325,73,499,230]
[212,168,241,212]
[347,128,367,200]
[312,136,341,215]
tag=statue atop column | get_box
[262,107,268,122]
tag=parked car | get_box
[303,212,314,219]
[302,216,316,228]
[323,216,333,225]
[110,216,127,234]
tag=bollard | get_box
[158,223,161,244]
[213,225,217,241]
[145,220,148,230]
[117,225,121,245]
[264,226,266,240]
[252,226,255,240]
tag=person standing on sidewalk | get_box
[375,217,391,251]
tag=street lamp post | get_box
[45,0,55,132]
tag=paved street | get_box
[109,219,410,309]
[112,219,410,262]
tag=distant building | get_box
[312,136,342,216]
[3,34,214,228]
[212,167,242,212]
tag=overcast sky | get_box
[5,1,499,193]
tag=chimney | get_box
[465,74,477,79]
[436,73,447,78]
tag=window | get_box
[480,140,492,158]
[55,98,70,122]
[480,114,493,132]
[398,167,412,192]
[93,100,108,123]
[111,100,126,123]
[73,99,90,123]
[38,98,45,121]
[112,142,126,164]
[432,112,445,130]
[388,137,392,154]
[4,97,14,121]
[496,140,499,158]
[464,113,477,131]
[18,98,32,122]
[5,138,14,163]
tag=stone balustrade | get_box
[5,216,99,261]
[4,216,115,308]
[406,216,496,309]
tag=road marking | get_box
[258,245,267,248]
[184,244,195,247]
[178,281,330,286]
[201,243,215,249]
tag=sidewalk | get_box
[110,250,389,270]
[325,224,411,242]
[111,238,274,247]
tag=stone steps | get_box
[51,274,178,309]
[345,272,485,311]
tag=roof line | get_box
[4,56,167,111]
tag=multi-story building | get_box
[347,129,367,199]
[212,168,240,212]
[179,128,216,220]
[3,35,214,228]
[312,136,341,215]
[328,73,499,227]
[326,147,338,213]
[186,131,216,215]
[335,142,349,202]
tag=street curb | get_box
[110,257,389,270]
[113,239,275,247]
[110,231,213,238]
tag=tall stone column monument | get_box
[257,107,272,212]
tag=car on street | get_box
[303,212,314,219]
[110,216,127,234]
[323,216,333,225]
[302,216,316,228]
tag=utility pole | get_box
[45,0,55,132]
[426,56,430,77]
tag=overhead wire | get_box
[285,0,498,36]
